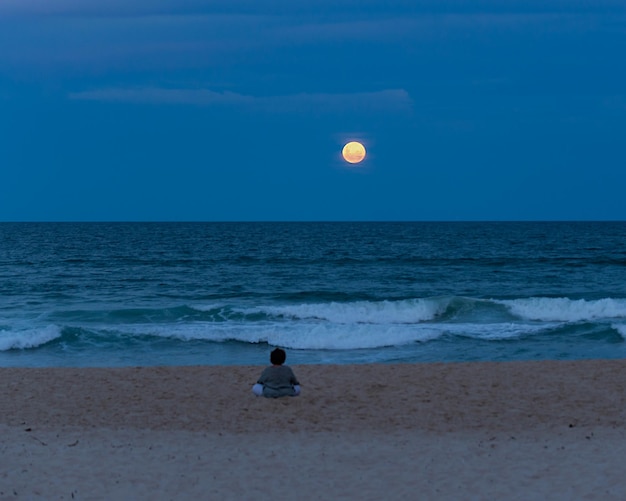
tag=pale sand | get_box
[2,360,626,499]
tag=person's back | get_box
[252,348,301,398]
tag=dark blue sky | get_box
[2,0,625,221]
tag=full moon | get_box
[342,141,366,164]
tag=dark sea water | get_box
[1,222,626,367]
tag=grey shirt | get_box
[257,365,300,398]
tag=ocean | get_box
[1,221,625,367]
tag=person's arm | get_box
[257,367,269,385]
[289,367,300,386]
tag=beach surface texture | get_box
[2,360,626,500]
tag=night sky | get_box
[2,0,625,221]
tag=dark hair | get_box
[270,348,286,365]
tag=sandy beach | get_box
[2,360,626,499]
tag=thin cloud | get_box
[68,87,414,115]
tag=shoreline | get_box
[3,360,626,499]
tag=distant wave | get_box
[0,325,62,351]
[3,296,626,353]
[496,297,626,322]
[234,298,451,324]
[204,296,626,325]
[117,322,444,350]
[612,324,626,340]
[98,318,562,349]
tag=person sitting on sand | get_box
[252,348,301,398]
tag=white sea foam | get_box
[613,324,626,339]
[268,324,443,350]
[444,322,559,340]
[0,325,62,351]
[496,297,626,322]
[242,298,450,324]
[117,322,443,350]
[115,318,558,349]
[44,295,626,354]
[109,296,564,350]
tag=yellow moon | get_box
[342,141,366,164]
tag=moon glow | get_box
[342,141,366,164]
